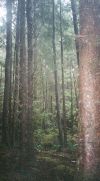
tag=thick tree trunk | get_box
[79,0,100,180]
[52,0,63,146]
[2,0,12,146]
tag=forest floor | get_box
[0,147,77,181]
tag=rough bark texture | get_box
[2,0,12,145]
[79,0,100,180]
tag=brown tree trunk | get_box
[52,0,63,147]
[2,0,12,146]
[79,0,100,180]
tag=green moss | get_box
[55,164,65,172]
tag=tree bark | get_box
[26,0,34,153]
[79,0,100,180]
[2,0,12,146]
[0,65,2,87]
[60,0,67,148]
[70,63,74,130]
[71,0,79,65]
[19,0,28,153]
[33,0,37,101]
[13,0,20,146]
[52,0,63,147]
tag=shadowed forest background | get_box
[0,0,100,181]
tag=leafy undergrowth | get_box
[0,146,77,181]
[36,151,76,181]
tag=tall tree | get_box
[79,0,100,180]
[71,0,79,65]
[2,0,12,145]
[33,0,37,101]
[19,0,28,153]
[59,0,67,148]
[26,0,34,153]
[0,65,3,90]
[13,0,20,146]
[52,0,63,146]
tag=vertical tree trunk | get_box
[52,0,63,147]
[0,65,3,112]
[26,0,34,152]
[33,0,37,101]
[79,0,100,180]
[50,96,53,114]
[71,0,79,65]
[0,65,3,88]
[60,0,67,148]
[70,63,74,130]
[13,0,20,146]
[41,60,46,131]
[2,0,12,146]
[19,0,28,153]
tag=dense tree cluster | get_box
[0,0,100,180]
[0,0,78,151]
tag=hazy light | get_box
[64,0,70,4]
[0,6,6,26]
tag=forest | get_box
[0,0,100,181]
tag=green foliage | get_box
[67,134,78,152]
[34,128,59,151]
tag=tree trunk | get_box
[13,0,20,146]
[70,62,74,130]
[26,0,34,153]
[19,0,28,153]
[71,0,79,65]
[52,0,63,147]
[33,0,37,101]
[79,0,100,180]
[0,65,2,87]
[2,0,12,146]
[60,0,67,148]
